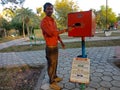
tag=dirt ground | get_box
[114,60,120,68]
[0,65,44,90]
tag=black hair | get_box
[43,2,53,12]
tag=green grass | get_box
[64,39,120,48]
[0,39,120,52]
[0,36,22,43]
[0,30,120,52]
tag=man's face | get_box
[45,5,53,16]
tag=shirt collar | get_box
[45,16,54,21]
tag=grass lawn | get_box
[0,36,22,43]
[0,39,120,52]
[0,30,120,52]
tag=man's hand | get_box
[65,27,73,32]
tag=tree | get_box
[0,0,25,6]
[1,8,15,22]
[15,8,36,37]
[0,16,10,37]
[36,7,42,16]
[117,14,120,21]
[54,0,79,29]
[36,7,46,22]
[10,16,23,35]
[0,15,9,30]
[29,14,40,28]
[96,5,117,30]
[0,0,25,22]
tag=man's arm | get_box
[58,36,65,49]
[58,29,67,34]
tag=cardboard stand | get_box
[70,57,90,84]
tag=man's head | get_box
[43,2,53,16]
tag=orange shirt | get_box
[40,16,59,46]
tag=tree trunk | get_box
[4,29,7,37]
[26,24,30,36]
[22,20,25,38]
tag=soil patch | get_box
[108,58,120,70]
[114,59,120,68]
[0,65,44,90]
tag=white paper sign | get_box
[70,58,90,84]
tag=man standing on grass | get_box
[40,2,69,90]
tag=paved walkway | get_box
[0,38,28,50]
[40,47,120,90]
[0,36,120,90]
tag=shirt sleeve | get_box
[41,21,53,37]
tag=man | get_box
[40,2,68,90]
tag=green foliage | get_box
[36,7,42,15]
[36,7,46,22]
[2,8,15,21]
[96,5,117,30]
[54,0,79,29]
[117,14,120,21]
[36,1,119,30]
[13,8,40,37]
[15,8,34,23]
[0,16,10,30]
[10,17,23,35]
[0,0,25,5]
[29,14,40,29]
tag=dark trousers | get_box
[45,46,58,84]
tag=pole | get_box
[80,37,87,90]
[106,0,108,30]
[81,37,87,58]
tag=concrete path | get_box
[0,47,119,90]
[0,38,28,50]
[40,47,120,90]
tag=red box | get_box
[68,10,96,37]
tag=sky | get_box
[0,0,120,15]
[23,0,120,15]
